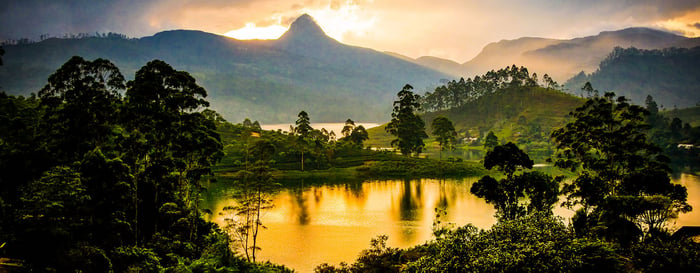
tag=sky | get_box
[2,0,700,62]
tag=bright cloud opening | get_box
[654,9,700,37]
[223,23,287,40]
[300,4,376,43]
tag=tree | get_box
[38,56,125,162]
[295,110,312,171]
[348,125,369,147]
[406,214,624,273]
[431,116,457,160]
[0,57,267,271]
[483,131,498,151]
[551,92,690,240]
[471,142,558,220]
[386,84,428,156]
[582,81,598,98]
[341,118,355,138]
[122,59,222,245]
[223,141,278,262]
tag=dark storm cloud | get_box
[0,0,263,40]
[1,0,149,39]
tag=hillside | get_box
[382,52,464,77]
[0,14,450,123]
[564,46,700,109]
[462,28,700,82]
[665,106,700,127]
[368,86,584,158]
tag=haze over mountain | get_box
[564,46,700,109]
[462,27,700,82]
[0,14,449,123]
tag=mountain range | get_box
[0,14,449,123]
[2,14,700,123]
[399,27,700,83]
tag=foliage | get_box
[421,65,538,112]
[357,156,486,178]
[629,238,700,272]
[416,71,584,162]
[0,56,289,271]
[386,84,428,156]
[551,91,691,241]
[430,116,457,159]
[471,143,559,220]
[564,46,700,109]
[483,131,499,151]
[314,235,423,273]
[222,154,279,262]
[406,214,625,273]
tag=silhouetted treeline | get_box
[421,65,558,112]
[1,32,132,46]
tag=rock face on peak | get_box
[278,14,331,42]
[274,14,339,55]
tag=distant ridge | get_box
[462,27,700,82]
[0,14,450,123]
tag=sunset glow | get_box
[223,23,287,40]
[654,9,700,37]
[3,0,700,62]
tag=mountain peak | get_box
[278,14,333,44]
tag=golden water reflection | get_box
[206,175,700,273]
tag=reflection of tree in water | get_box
[436,179,449,209]
[399,179,422,221]
[344,181,367,208]
[291,182,311,225]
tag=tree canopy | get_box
[0,56,283,272]
[551,91,691,241]
[386,84,428,156]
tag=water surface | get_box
[203,174,700,272]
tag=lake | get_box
[202,174,700,272]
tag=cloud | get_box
[692,22,700,29]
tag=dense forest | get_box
[564,46,700,109]
[0,56,291,272]
[2,49,700,272]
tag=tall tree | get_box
[386,84,428,156]
[224,140,278,262]
[349,125,369,147]
[551,92,690,240]
[484,131,499,151]
[295,110,312,171]
[123,59,221,243]
[38,56,125,162]
[431,116,457,160]
[341,118,356,138]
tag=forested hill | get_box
[0,14,449,123]
[463,27,700,82]
[368,66,584,156]
[564,46,700,109]
[423,86,582,155]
